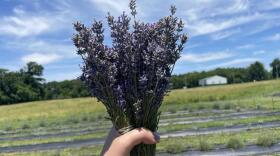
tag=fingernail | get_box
[153,132,160,142]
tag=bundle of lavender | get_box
[73,0,187,155]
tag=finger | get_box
[141,128,160,144]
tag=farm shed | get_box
[199,75,227,86]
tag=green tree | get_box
[23,62,44,76]
[20,62,45,99]
[1,63,91,105]
[270,58,280,79]
[43,80,90,99]
[0,72,38,104]
[247,61,267,81]
[0,62,45,105]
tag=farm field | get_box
[0,80,280,156]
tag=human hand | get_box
[101,127,160,156]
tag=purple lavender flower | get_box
[73,1,187,155]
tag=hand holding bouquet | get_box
[73,1,187,155]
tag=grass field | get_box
[0,79,280,155]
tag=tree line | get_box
[171,58,280,89]
[0,58,279,105]
[0,62,90,105]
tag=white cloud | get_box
[245,21,279,36]
[211,58,259,68]
[176,0,280,37]
[21,53,61,64]
[0,7,51,37]
[253,50,265,55]
[89,0,130,14]
[185,43,201,49]
[179,51,233,63]
[265,33,280,41]
[6,39,76,58]
[0,16,50,38]
[13,6,26,15]
[207,0,249,17]
[255,0,280,11]
[236,44,255,49]
[211,28,241,40]
[26,40,75,57]
[179,0,249,20]
[0,3,73,38]
[186,13,262,36]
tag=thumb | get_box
[139,128,160,144]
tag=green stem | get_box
[130,144,156,156]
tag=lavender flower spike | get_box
[73,1,188,155]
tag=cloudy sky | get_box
[0,0,279,81]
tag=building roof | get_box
[199,75,227,81]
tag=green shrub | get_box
[53,151,61,156]
[182,106,189,111]
[39,121,46,127]
[257,135,276,147]
[189,98,200,103]
[168,108,177,114]
[227,138,244,149]
[82,116,88,121]
[224,103,231,110]
[198,105,205,110]
[256,104,261,110]
[199,140,212,151]
[67,118,79,124]
[22,123,31,129]
[220,95,226,100]
[208,96,216,102]
[189,108,194,112]
[97,114,104,120]
[236,107,241,112]
[90,116,96,122]
[5,126,13,131]
[212,103,220,110]
[166,143,185,154]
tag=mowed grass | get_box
[163,79,280,105]
[0,79,280,131]
[161,79,280,112]
[0,98,106,130]
[3,127,280,156]
[0,80,280,156]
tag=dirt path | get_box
[1,111,279,142]
[161,121,280,138]
[0,138,104,153]
[159,111,280,126]
[1,110,272,139]
[0,121,112,136]
[161,110,272,122]
[1,121,280,153]
[158,143,280,156]
[161,109,235,117]
[0,127,108,142]
[1,136,280,156]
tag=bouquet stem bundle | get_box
[73,1,187,155]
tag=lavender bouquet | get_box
[73,0,187,155]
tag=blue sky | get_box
[0,0,279,81]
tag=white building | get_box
[199,75,227,86]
